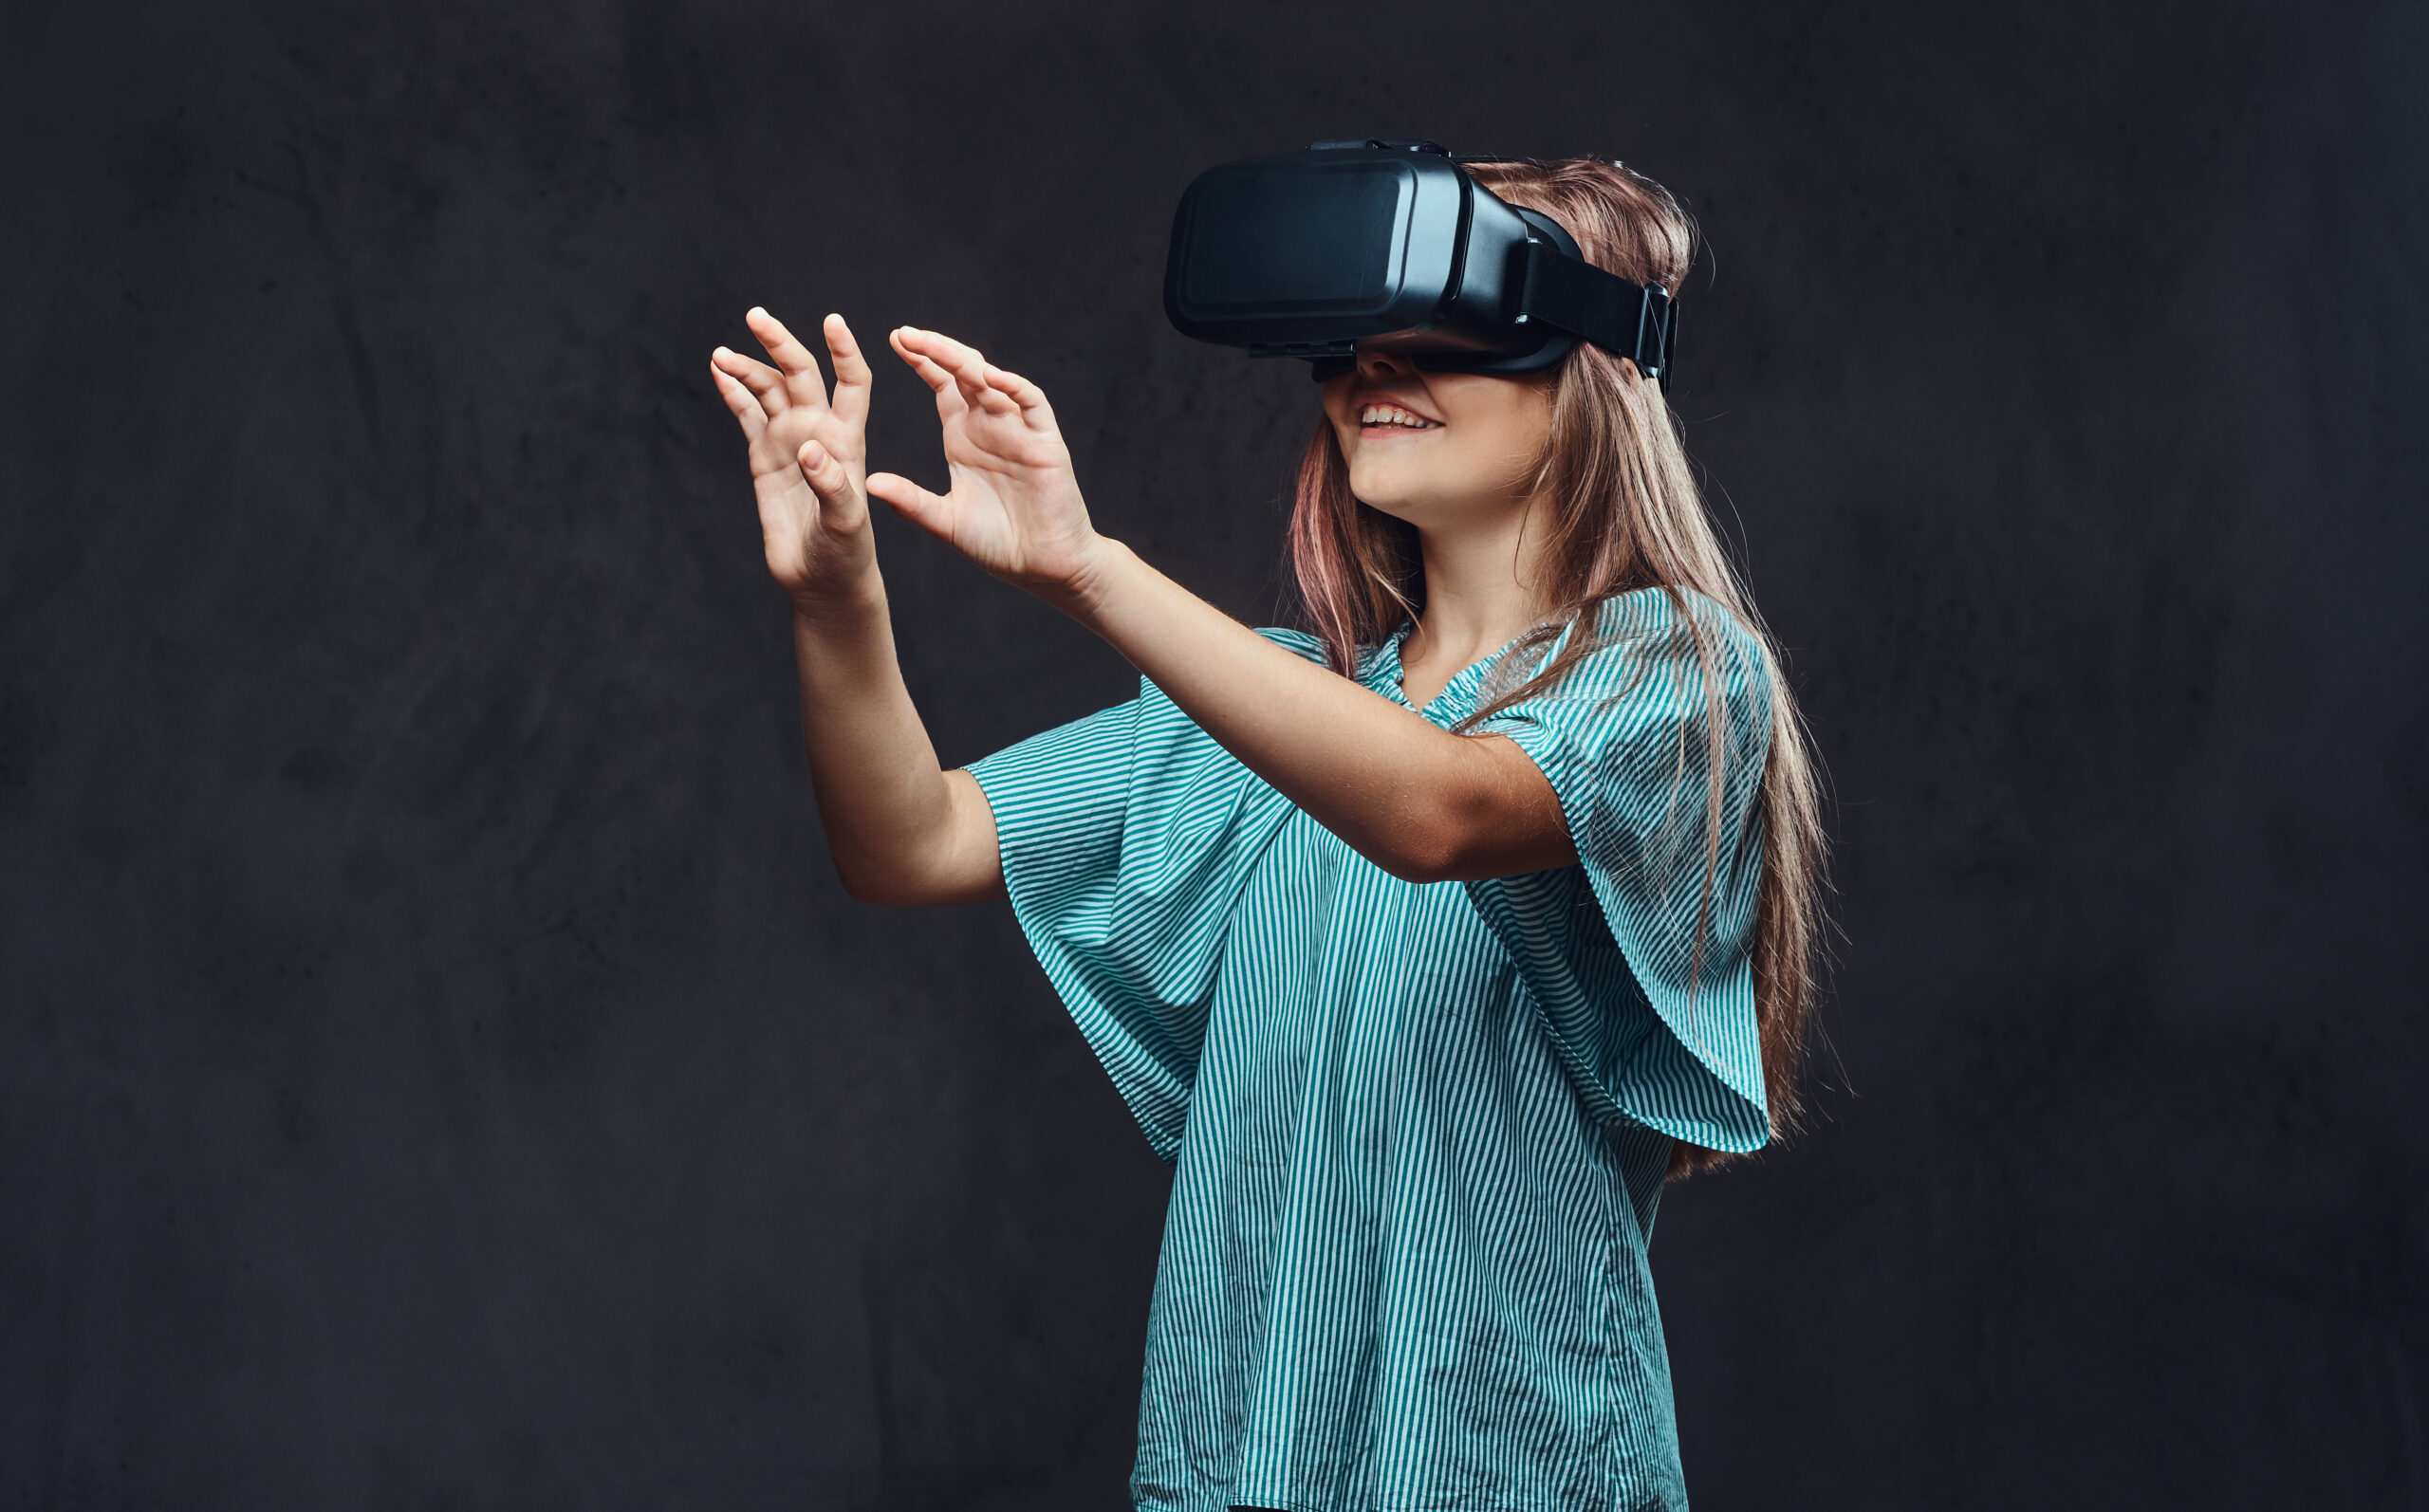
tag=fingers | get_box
[865,470,953,542]
[747,305,843,416]
[721,313,1048,453]
[891,327,1020,418]
[723,314,1046,426]
[825,313,874,427]
[887,327,956,394]
[709,361,769,441]
[887,329,968,420]
[713,345,788,418]
[746,306,823,383]
[982,361,1053,421]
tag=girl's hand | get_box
[867,328,1107,600]
[710,308,876,607]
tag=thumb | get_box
[865,471,955,543]
[796,440,859,516]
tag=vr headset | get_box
[1163,139,1677,383]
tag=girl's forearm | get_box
[789,576,1002,904]
[1054,540,1571,881]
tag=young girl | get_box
[709,157,1825,1512]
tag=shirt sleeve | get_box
[962,630,1318,1159]
[1460,589,1776,1153]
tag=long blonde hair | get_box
[1287,157,1828,1179]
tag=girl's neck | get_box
[1399,495,1559,705]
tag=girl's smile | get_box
[1357,399,1443,433]
[1325,359,1552,532]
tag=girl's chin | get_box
[1347,480,1409,515]
[1346,488,1451,530]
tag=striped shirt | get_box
[965,587,1773,1512]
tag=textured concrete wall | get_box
[2,1,2423,1506]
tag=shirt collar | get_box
[1368,616,1549,720]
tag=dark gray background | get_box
[5,0,2424,1507]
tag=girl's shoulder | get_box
[1583,584,1764,662]
[1506,588,1771,717]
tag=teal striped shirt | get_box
[966,588,1773,1512]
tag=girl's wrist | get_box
[1044,536,1139,625]
[788,562,888,627]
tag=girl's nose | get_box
[1354,344,1417,381]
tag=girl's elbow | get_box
[1367,822,1473,885]
[1369,797,1545,883]
[833,859,889,905]
[1384,857,1461,886]
[833,845,1002,906]
[833,855,924,907]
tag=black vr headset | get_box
[1163,139,1677,383]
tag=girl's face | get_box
[1320,349,1554,533]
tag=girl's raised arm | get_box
[710,309,1003,905]
[869,326,1576,884]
